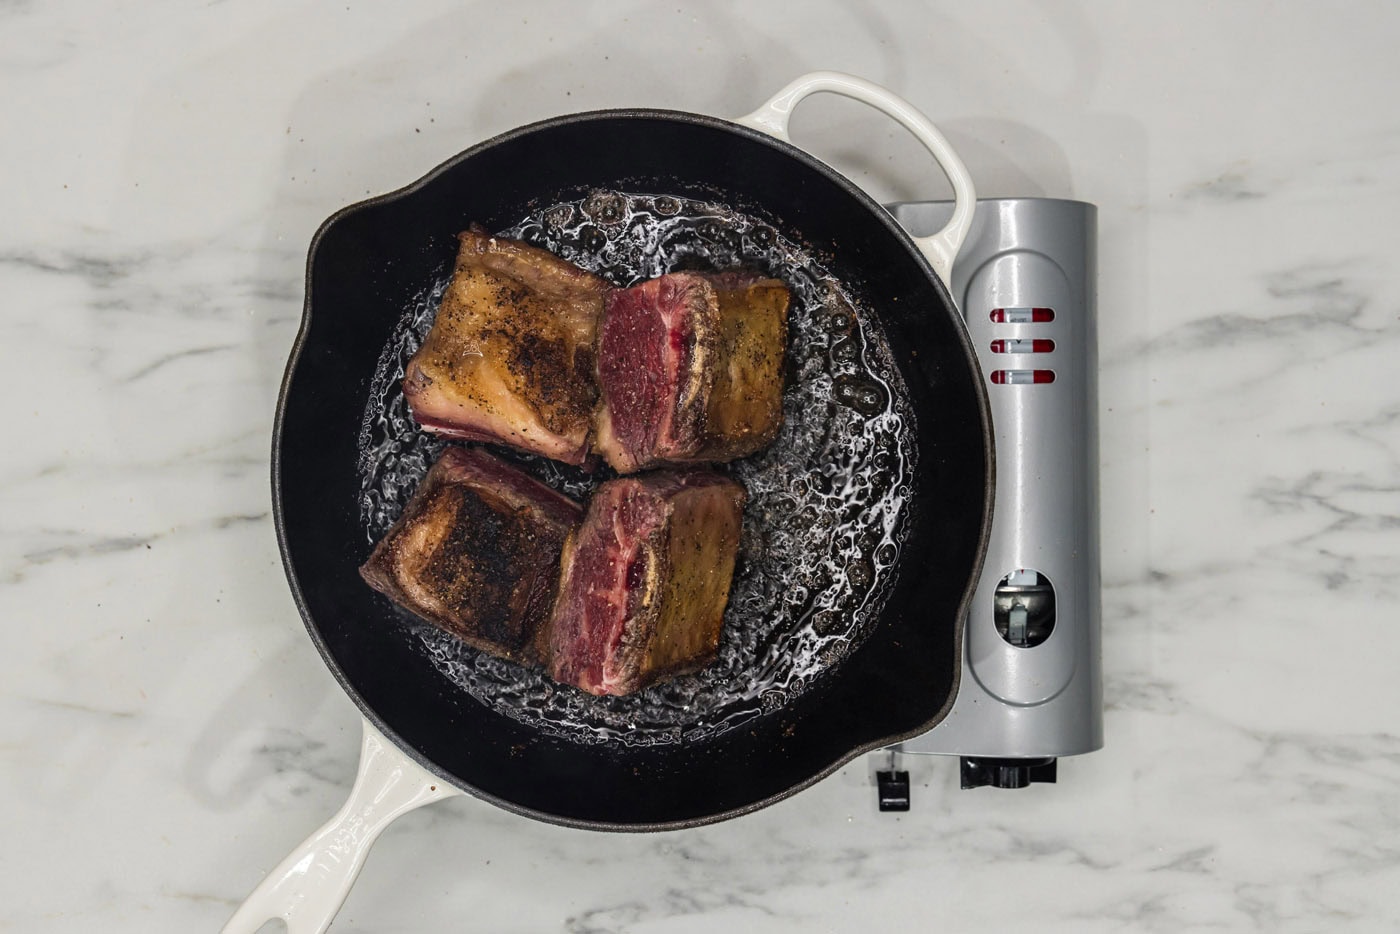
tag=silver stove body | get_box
[885,198,1101,778]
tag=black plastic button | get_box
[877,770,911,811]
[960,757,1058,789]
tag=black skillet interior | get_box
[275,111,992,829]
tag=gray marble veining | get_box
[2,1,1398,931]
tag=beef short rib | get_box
[404,230,609,466]
[359,446,583,665]
[593,271,789,473]
[547,470,747,696]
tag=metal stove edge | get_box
[878,198,1101,798]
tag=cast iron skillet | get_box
[226,73,992,934]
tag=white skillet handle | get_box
[222,718,462,934]
[733,71,976,288]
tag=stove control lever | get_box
[876,748,911,811]
[877,770,911,811]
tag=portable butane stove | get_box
[875,198,1102,807]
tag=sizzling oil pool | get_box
[357,191,918,746]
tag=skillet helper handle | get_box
[733,70,976,288]
[222,718,461,934]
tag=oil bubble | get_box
[545,204,576,228]
[578,224,607,253]
[812,610,845,636]
[833,376,887,416]
[583,190,626,224]
[830,336,861,364]
[847,558,875,591]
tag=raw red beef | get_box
[547,470,747,696]
[593,271,789,473]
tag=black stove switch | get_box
[960,756,1058,789]
[877,770,910,811]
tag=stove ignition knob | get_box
[993,569,1056,648]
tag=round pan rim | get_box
[272,106,996,831]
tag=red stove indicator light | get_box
[990,338,1055,354]
[990,307,1054,323]
[990,369,1056,385]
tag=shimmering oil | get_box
[357,191,918,746]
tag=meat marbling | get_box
[404,229,609,466]
[359,446,583,665]
[593,271,790,473]
[548,470,747,696]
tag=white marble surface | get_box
[3,1,1398,930]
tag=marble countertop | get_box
[5,2,1397,930]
